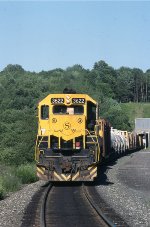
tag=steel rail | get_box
[82,184,116,227]
[40,182,53,227]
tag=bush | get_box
[0,163,38,200]
[0,172,20,199]
[15,163,38,184]
[1,174,21,193]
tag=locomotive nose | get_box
[51,115,85,138]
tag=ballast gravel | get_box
[96,150,150,227]
[0,180,44,227]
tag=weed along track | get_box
[40,182,126,227]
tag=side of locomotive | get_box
[35,93,104,181]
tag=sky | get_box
[0,1,150,72]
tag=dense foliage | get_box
[0,60,150,165]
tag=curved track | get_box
[40,183,115,227]
[83,184,115,227]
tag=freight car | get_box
[35,92,143,181]
[111,128,143,154]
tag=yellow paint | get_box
[91,172,97,179]
[72,172,80,181]
[37,167,45,174]
[90,167,97,176]
[54,172,63,181]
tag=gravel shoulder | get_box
[0,180,45,227]
[96,150,150,227]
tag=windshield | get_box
[53,105,84,115]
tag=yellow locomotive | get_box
[35,91,143,182]
[35,91,110,181]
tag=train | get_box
[35,91,143,181]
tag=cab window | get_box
[87,101,96,130]
[53,105,84,115]
[41,105,49,119]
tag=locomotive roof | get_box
[38,93,97,105]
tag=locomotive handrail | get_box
[37,136,44,148]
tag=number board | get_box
[72,98,85,104]
[51,98,64,104]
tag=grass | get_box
[121,102,150,129]
[0,163,38,200]
[2,174,21,192]
[15,163,38,184]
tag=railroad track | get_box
[83,184,115,227]
[40,182,125,227]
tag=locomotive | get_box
[35,91,143,181]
